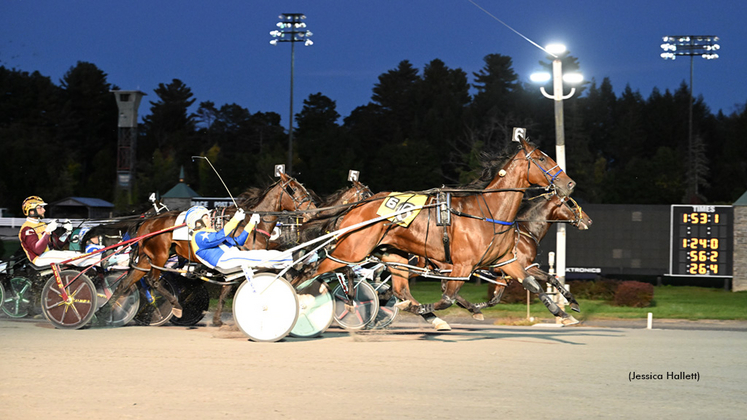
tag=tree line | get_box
[1,53,746,216]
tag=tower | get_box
[111,90,146,205]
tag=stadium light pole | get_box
[270,13,313,175]
[530,44,583,303]
[660,35,719,199]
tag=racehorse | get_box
[105,172,316,320]
[294,136,576,328]
[451,192,592,322]
[211,179,373,326]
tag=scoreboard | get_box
[670,205,733,277]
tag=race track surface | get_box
[1,315,746,419]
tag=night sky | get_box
[2,0,744,123]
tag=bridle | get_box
[279,177,315,212]
[524,145,565,188]
[562,196,584,227]
[352,181,373,202]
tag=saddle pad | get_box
[376,193,428,227]
[172,211,189,241]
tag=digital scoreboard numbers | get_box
[670,205,733,277]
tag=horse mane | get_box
[517,191,552,220]
[318,186,355,207]
[80,217,144,247]
[236,183,275,210]
[462,142,526,190]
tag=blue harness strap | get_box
[485,218,514,226]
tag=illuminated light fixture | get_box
[659,34,721,199]
[660,35,719,60]
[270,13,314,175]
[545,43,567,55]
[529,43,584,301]
[562,73,584,84]
[529,72,551,83]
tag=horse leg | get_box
[446,277,483,321]
[530,267,580,313]
[147,270,183,318]
[212,284,233,327]
[96,254,150,325]
[454,293,483,320]
[450,271,509,321]
[520,275,578,325]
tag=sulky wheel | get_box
[107,283,140,327]
[92,273,140,328]
[289,279,334,338]
[134,276,176,326]
[169,277,210,327]
[0,281,4,316]
[332,279,379,331]
[233,272,299,342]
[365,279,400,330]
[41,270,97,329]
[2,276,34,318]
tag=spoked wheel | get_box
[92,271,140,327]
[2,277,34,318]
[170,278,210,327]
[365,279,400,330]
[134,276,176,326]
[41,270,97,329]
[290,279,334,338]
[107,284,140,327]
[233,272,299,342]
[92,272,140,328]
[332,279,379,331]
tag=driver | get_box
[18,196,98,267]
[186,206,293,270]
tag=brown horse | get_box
[294,136,576,327]
[211,179,373,326]
[451,193,592,321]
[105,172,316,320]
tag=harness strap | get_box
[442,225,452,264]
[450,208,514,226]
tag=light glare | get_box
[530,72,551,83]
[563,73,583,84]
[546,44,567,55]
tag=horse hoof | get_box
[561,315,580,326]
[172,307,183,318]
[571,303,581,313]
[432,318,451,331]
[472,313,485,321]
[394,300,411,310]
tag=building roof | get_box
[162,182,200,198]
[51,197,114,208]
[734,190,747,206]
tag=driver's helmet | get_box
[185,206,210,229]
[22,196,47,217]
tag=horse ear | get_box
[518,134,530,150]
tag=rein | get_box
[449,208,516,226]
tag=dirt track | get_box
[1,315,746,419]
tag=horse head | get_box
[560,196,592,230]
[277,172,316,221]
[351,180,374,202]
[518,136,576,197]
